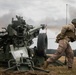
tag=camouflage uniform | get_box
[46,38,74,68]
[61,24,75,35]
[44,19,76,69]
[44,24,75,69]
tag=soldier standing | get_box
[43,19,76,69]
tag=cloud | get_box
[64,0,76,4]
[39,17,66,26]
[0,0,66,18]
[0,0,76,27]
[17,0,67,21]
[68,5,76,22]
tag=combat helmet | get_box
[71,19,76,24]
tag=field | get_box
[0,56,76,75]
[47,56,76,75]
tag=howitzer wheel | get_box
[37,33,48,56]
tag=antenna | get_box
[66,4,68,25]
[64,4,68,65]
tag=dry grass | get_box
[0,56,76,75]
[46,56,76,75]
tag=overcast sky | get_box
[0,0,76,28]
[0,0,76,49]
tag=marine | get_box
[43,19,76,69]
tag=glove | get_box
[56,33,64,43]
[69,37,75,42]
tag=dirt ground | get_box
[0,56,76,75]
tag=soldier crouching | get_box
[43,34,74,69]
[43,19,76,69]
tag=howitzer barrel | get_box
[28,25,46,35]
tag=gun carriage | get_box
[0,15,49,72]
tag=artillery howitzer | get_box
[0,15,49,72]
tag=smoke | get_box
[0,12,16,28]
[0,11,65,31]
[0,0,73,29]
[0,11,35,29]
[39,17,66,27]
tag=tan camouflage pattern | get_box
[61,24,75,35]
[47,39,74,68]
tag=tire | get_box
[37,33,48,56]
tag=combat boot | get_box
[68,67,72,70]
[43,61,49,69]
